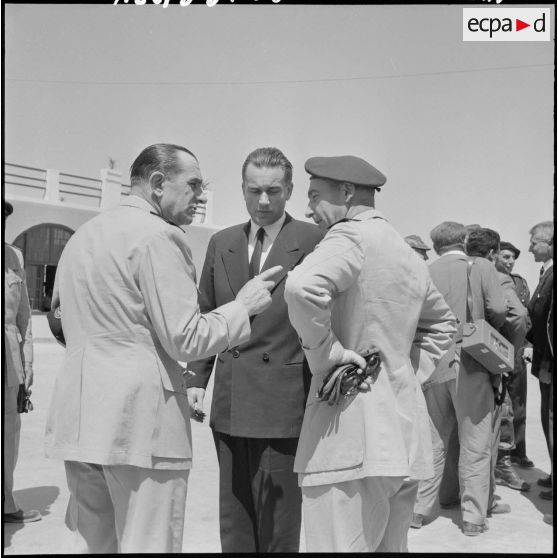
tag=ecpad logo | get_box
[463,8,550,41]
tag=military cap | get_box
[499,241,520,259]
[305,155,386,188]
[405,234,431,251]
[5,201,13,216]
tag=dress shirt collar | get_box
[439,249,466,257]
[249,213,286,243]
[542,259,553,274]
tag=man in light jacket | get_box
[45,144,280,553]
[284,155,457,552]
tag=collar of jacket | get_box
[121,194,184,231]
[328,207,385,229]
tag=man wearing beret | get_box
[187,147,323,553]
[495,241,533,469]
[284,155,457,552]
[44,144,280,553]
[405,234,432,261]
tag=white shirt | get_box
[542,259,553,274]
[247,213,286,273]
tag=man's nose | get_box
[305,206,314,219]
[197,190,208,204]
[258,192,270,206]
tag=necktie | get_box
[249,227,265,279]
[540,266,545,278]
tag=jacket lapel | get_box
[530,265,553,310]
[221,222,250,296]
[260,214,303,293]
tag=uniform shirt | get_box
[247,213,286,273]
[4,244,33,387]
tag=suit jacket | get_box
[424,253,508,385]
[44,195,251,469]
[4,244,33,387]
[284,208,457,485]
[187,213,323,438]
[527,265,554,381]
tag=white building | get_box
[4,162,219,311]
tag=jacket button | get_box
[262,352,270,362]
[232,349,240,358]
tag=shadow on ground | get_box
[3,486,60,549]
[516,466,554,515]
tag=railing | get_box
[58,171,102,207]
[4,163,47,199]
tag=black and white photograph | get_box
[3,0,555,553]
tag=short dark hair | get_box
[130,144,197,185]
[466,228,500,258]
[241,147,293,185]
[430,221,466,254]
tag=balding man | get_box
[284,155,456,552]
[45,144,281,553]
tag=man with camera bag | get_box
[412,222,507,536]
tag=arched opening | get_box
[13,223,74,311]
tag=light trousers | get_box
[302,476,418,552]
[3,385,21,514]
[414,372,495,525]
[64,460,189,553]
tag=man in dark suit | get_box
[526,221,554,500]
[187,147,323,553]
[412,222,508,536]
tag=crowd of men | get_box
[3,144,554,553]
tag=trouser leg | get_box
[302,477,406,552]
[252,437,301,553]
[377,478,419,552]
[3,385,21,514]
[439,422,461,505]
[455,368,494,525]
[64,461,118,554]
[539,381,551,455]
[507,368,527,458]
[489,403,502,510]
[103,464,189,553]
[414,381,456,519]
[213,431,259,552]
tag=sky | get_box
[4,2,555,290]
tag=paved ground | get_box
[3,316,554,553]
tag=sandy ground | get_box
[3,316,555,554]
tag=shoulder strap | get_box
[466,257,475,323]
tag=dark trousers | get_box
[539,381,551,455]
[507,369,528,458]
[212,430,302,553]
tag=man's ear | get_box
[342,182,356,203]
[149,171,165,199]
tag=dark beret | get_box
[499,241,520,259]
[5,201,13,216]
[305,155,386,188]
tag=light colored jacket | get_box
[45,195,251,470]
[284,208,457,486]
[4,244,33,387]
